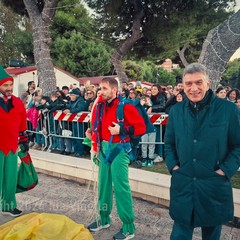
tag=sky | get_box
[236,0,240,11]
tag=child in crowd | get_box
[140,95,156,167]
[33,96,50,150]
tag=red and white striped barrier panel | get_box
[53,111,168,125]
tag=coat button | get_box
[193,177,197,180]
[193,139,197,143]
[193,158,196,162]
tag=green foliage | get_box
[221,59,240,88]
[14,30,34,64]
[85,0,235,63]
[172,68,184,81]
[51,0,96,39]
[0,1,30,66]
[52,32,112,77]
[139,61,156,82]
[122,60,143,80]
[122,60,182,86]
[50,0,113,77]
[154,67,176,86]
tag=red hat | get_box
[0,65,14,86]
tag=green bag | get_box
[16,151,38,193]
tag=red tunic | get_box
[91,97,146,152]
[0,95,27,155]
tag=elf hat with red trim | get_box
[0,65,14,86]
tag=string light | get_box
[32,30,50,35]
[32,24,51,29]
[208,68,226,75]
[227,13,240,36]
[201,10,240,87]
[33,48,51,51]
[33,38,52,43]
[216,26,237,53]
[35,58,53,64]
[204,39,228,64]
[37,69,54,75]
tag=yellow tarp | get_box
[0,212,94,240]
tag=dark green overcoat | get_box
[164,90,240,227]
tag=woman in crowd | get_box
[226,88,239,103]
[215,86,227,99]
[150,84,166,161]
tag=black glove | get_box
[19,131,29,152]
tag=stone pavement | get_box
[0,173,240,240]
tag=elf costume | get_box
[89,95,146,236]
[0,65,28,215]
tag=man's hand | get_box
[63,109,70,114]
[85,128,92,140]
[215,169,225,176]
[172,165,179,171]
[108,122,120,135]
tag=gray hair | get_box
[183,63,209,81]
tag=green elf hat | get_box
[0,65,13,86]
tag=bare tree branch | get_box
[177,45,189,67]
[111,0,144,85]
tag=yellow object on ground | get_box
[0,212,94,240]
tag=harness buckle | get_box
[117,118,124,122]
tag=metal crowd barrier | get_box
[26,110,168,153]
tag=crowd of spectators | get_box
[20,79,240,164]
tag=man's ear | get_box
[207,79,211,89]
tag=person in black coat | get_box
[164,63,240,240]
[63,89,87,157]
[150,84,166,160]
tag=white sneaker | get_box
[153,155,163,163]
[32,144,42,150]
[29,141,35,148]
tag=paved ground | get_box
[0,173,239,240]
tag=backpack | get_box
[95,95,154,164]
[117,96,156,162]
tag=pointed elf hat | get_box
[0,65,13,86]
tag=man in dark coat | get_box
[164,63,240,240]
[64,89,87,157]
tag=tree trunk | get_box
[199,10,240,91]
[23,0,58,96]
[177,45,189,67]
[110,0,144,86]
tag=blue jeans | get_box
[170,222,222,240]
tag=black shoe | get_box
[64,151,71,155]
[60,151,65,155]
[2,208,23,217]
